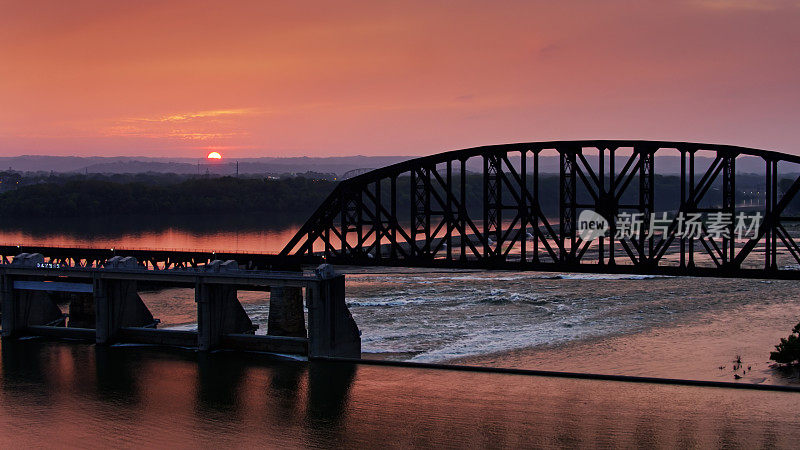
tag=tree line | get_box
[0,176,337,218]
[0,171,791,219]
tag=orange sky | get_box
[1,0,799,157]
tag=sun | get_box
[207,151,222,160]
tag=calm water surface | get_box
[0,214,303,253]
[1,339,799,448]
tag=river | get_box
[1,214,799,446]
[1,339,799,448]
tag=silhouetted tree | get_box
[770,322,800,366]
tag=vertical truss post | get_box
[373,180,382,260]
[688,150,696,269]
[424,167,432,258]
[340,191,348,256]
[765,158,773,270]
[765,158,771,270]
[533,149,540,264]
[410,169,418,257]
[520,151,527,263]
[324,222,331,258]
[560,148,577,262]
[608,147,616,265]
[391,176,398,259]
[341,188,360,256]
[484,154,502,258]
[679,149,687,268]
[446,161,453,261]
[773,160,779,270]
[411,167,430,259]
[357,189,364,255]
[460,158,467,261]
[639,146,655,264]
[598,148,605,265]
[722,152,736,265]
[768,159,778,270]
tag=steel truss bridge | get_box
[280,140,800,279]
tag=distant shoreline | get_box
[0,174,335,219]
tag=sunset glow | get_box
[2,3,800,445]
[1,1,799,157]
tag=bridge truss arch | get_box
[281,140,800,278]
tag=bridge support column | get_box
[0,274,11,338]
[2,255,65,339]
[196,282,255,352]
[2,277,65,339]
[307,265,360,358]
[268,286,307,337]
[95,279,156,345]
[67,292,95,328]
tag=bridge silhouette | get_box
[0,140,799,280]
[2,140,800,359]
[281,140,800,279]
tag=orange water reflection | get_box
[0,219,303,253]
[1,340,798,447]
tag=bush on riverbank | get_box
[770,322,800,366]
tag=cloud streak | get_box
[689,0,800,11]
[95,108,260,145]
[127,108,262,123]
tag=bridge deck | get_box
[0,244,320,271]
[1,243,799,279]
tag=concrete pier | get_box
[1,253,65,337]
[66,292,95,328]
[0,255,360,359]
[1,288,65,337]
[95,278,157,345]
[268,286,306,338]
[197,283,257,351]
[307,266,361,358]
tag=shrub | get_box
[770,322,800,366]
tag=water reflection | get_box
[0,213,306,253]
[1,339,799,447]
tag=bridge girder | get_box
[280,140,800,278]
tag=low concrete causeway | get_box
[0,253,361,359]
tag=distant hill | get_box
[0,155,413,177]
[81,160,199,174]
[0,156,147,173]
[0,154,789,176]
